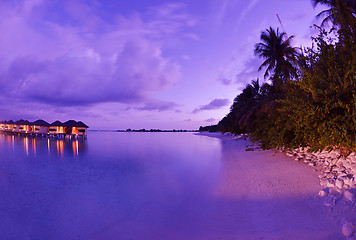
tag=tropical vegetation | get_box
[201,0,356,152]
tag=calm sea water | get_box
[0,131,222,240]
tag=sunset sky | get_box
[0,0,325,130]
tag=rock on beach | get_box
[344,189,356,202]
[286,147,356,238]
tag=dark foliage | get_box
[254,27,299,88]
[201,1,355,152]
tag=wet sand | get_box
[190,132,341,239]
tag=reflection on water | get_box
[24,137,29,156]
[33,138,36,157]
[56,140,63,157]
[0,131,222,240]
[0,133,87,158]
[11,135,14,151]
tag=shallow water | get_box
[0,132,222,240]
[0,132,341,240]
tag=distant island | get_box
[117,129,198,132]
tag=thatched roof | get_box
[77,121,89,128]
[1,119,88,128]
[32,119,50,127]
[62,120,89,128]
[63,120,78,127]
[15,119,31,125]
[50,120,64,127]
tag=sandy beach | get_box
[187,132,342,240]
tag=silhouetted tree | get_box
[220,79,271,134]
[254,27,299,89]
[312,0,356,42]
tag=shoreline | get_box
[196,131,356,239]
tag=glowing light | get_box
[33,138,36,157]
[56,140,64,158]
[72,140,79,156]
[76,140,79,155]
[47,138,50,155]
[24,137,29,156]
[6,135,11,148]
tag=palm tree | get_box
[312,0,356,40]
[312,0,356,24]
[231,79,265,110]
[254,27,298,88]
[227,79,271,133]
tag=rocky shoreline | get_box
[286,147,356,239]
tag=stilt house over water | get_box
[0,119,89,138]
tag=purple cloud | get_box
[217,76,233,86]
[0,1,196,107]
[204,118,216,123]
[193,98,230,113]
[135,100,178,112]
[235,57,263,84]
[147,3,197,37]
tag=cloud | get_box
[1,42,179,106]
[217,77,233,86]
[235,0,260,27]
[184,119,192,122]
[235,57,263,84]
[216,56,241,86]
[211,0,240,28]
[181,55,190,60]
[147,3,197,35]
[0,96,97,124]
[213,0,230,27]
[193,98,229,113]
[0,1,194,107]
[135,100,178,112]
[204,118,216,123]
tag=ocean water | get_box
[0,131,222,240]
[0,132,343,239]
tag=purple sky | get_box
[0,0,324,130]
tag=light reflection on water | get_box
[0,133,86,158]
[0,131,222,240]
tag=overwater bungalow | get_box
[8,120,16,132]
[76,121,89,136]
[49,120,65,135]
[15,120,32,133]
[63,120,89,136]
[32,120,50,134]
[0,120,9,130]
[1,120,9,130]
[0,121,6,130]
[0,119,89,138]
[12,121,19,132]
[3,120,16,132]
